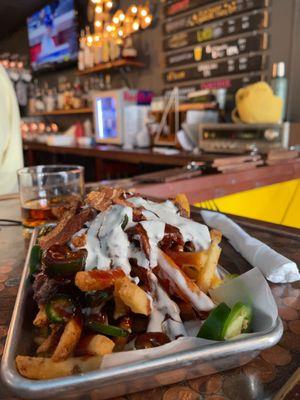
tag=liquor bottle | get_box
[94,39,103,66]
[84,26,94,68]
[28,83,36,114]
[270,62,288,122]
[72,78,84,109]
[64,82,72,110]
[45,87,56,112]
[102,38,110,63]
[57,77,66,110]
[78,30,86,71]
[105,74,111,90]
[83,79,90,108]
[35,84,45,112]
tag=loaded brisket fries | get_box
[16,187,252,380]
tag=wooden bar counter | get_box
[0,195,299,400]
[23,141,300,203]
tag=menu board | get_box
[164,0,216,17]
[166,33,268,68]
[162,0,270,96]
[164,54,265,83]
[163,10,268,51]
[164,0,270,35]
[163,72,263,97]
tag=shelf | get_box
[77,59,145,75]
[151,103,217,114]
[30,108,93,117]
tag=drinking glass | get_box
[18,165,84,228]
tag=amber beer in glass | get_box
[18,165,84,228]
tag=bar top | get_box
[0,195,299,400]
[23,140,215,166]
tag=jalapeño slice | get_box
[45,294,76,323]
[29,245,42,275]
[197,302,231,341]
[222,302,252,339]
[87,321,128,337]
[43,244,87,276]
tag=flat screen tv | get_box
[27,0,78,72]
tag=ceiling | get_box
[0,0,89,40]
[0,0,50,39]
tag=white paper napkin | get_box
[201,210,300,283]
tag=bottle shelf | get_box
[77,59,145,75]
[151,103,217,114]
[30,108,93,116]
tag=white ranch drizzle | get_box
[85,205,134,275]
[139,220,165,267]
[157,249,214,312]
[147,273,186,339]
[127,197,211,251]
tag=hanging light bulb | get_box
[132,20,139,31]
[139,7,148,17]
[106,1,113,9]
[106,24,113,32]
[112,16,119,24]
[87,35,93,45]
[130,5,138,14]
[144,15,152,26]
[119,12,125,21]
[95,5,103,13]
[118,29,124,37]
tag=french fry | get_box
[16,355,102,380]
[115,276,151,316]
[197,240,221,292]
[75,268,125,291]
[166,250,208,287]
[33,307,48,327]
[211,274,222,288]
[166,250,208,270]
[52,318,82,362]
[174,193,190,217]
[37,326,62,356]
[210,229,222,244]
[76,335,115,356]
[113,288,129,319]
[157,250,214,312]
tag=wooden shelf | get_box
[77,59,145,75]
[30,108,93,117]
[151,103,217,114]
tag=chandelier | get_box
[86,0,153,46]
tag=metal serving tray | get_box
[1,229,283,400]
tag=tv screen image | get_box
[27,0,78,71]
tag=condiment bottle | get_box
[270,62,288,122]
